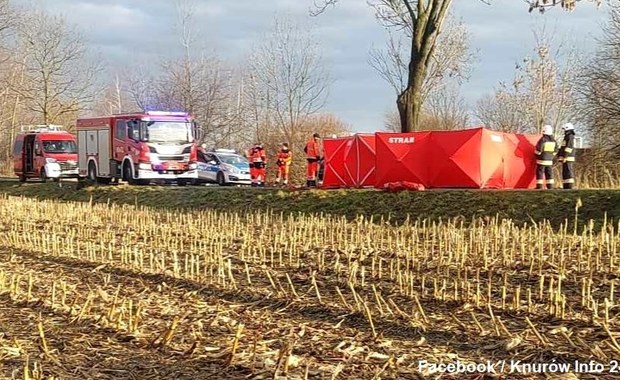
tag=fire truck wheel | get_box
[88,162,97,182]
[40,167,47,183]
[123,162,135,184]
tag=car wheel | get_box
[40,167,47,183]
[177,180,188,186]
[217,171,226,186]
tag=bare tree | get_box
[125,0,242,147]
[370,12,473,132]
[0,0,13,36]
[383,107,402,132]
[369,13,474,103]
[475,92,530,133]
[12,8,102,124]
[245,15,331,151]
[424,82,469,130]
[126,64,161,111]
[383,82,468,132]
[311,0,609,132]
[475,27,579,136]
[89,73,138,116]
[577,4,620,156]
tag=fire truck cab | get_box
[13,125,79,182]
[76,111,202,185]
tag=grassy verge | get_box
[1,179,619,230]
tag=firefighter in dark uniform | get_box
[534,124,558,189]
[557,122,576,189]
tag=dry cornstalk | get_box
[285,273,300,300]
[525,317,547,346]
[311,271,322,304]
[362,297,377,339]
[413,295,429,325]
[228,323,244,366]
[335,287,352,311]
[37,315,49,356]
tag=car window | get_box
[219,154,248,165]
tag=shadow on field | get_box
[9,247,609,367]
[0,293,256,380]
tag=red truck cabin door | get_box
[13,135,24,177]
[111,119,128,178]
[113,119,127,162]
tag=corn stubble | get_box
[0,194,618,379]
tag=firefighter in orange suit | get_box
[534,125,558,190]
[275,143,292,186]
[304,133,322,187]
[247,143,267,187]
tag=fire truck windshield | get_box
[143,121,192,144]
[42,140,77,154]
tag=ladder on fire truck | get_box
[20,125,65,133]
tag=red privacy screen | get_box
[322,127,540,190]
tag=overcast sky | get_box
[13,0,610,133]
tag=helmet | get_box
[563,122,574,131]
[313,133,320,139]
[542,125,553,136]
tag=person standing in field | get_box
[247,143,267,187]
[534,125,558,190]
[304,133,322,188]
[275,142,292,186]
[557,122,576,189]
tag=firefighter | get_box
[247,143,267,187]
[304,133,322,187]
[557,122,576,189]
[275,142,292,186]
[534,124,558,189]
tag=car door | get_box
[196,151,210,180]
[205,153,219,181]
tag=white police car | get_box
[196,149,252,186]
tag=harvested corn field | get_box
[0,194,619,379]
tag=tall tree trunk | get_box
[398,56,426,133]
[397,85,422,133]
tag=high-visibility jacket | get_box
[558,131,576,162]
[248,147,266,167]
[534,135,558,166]
[276,149,292,166]
[304,139,320,159]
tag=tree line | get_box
[0,0,349,178]
[1,0,619,185]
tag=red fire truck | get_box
[76,111,202,185]
[13,125,79,182]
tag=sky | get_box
[12,0,611,133]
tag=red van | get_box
[13,125,79,182]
